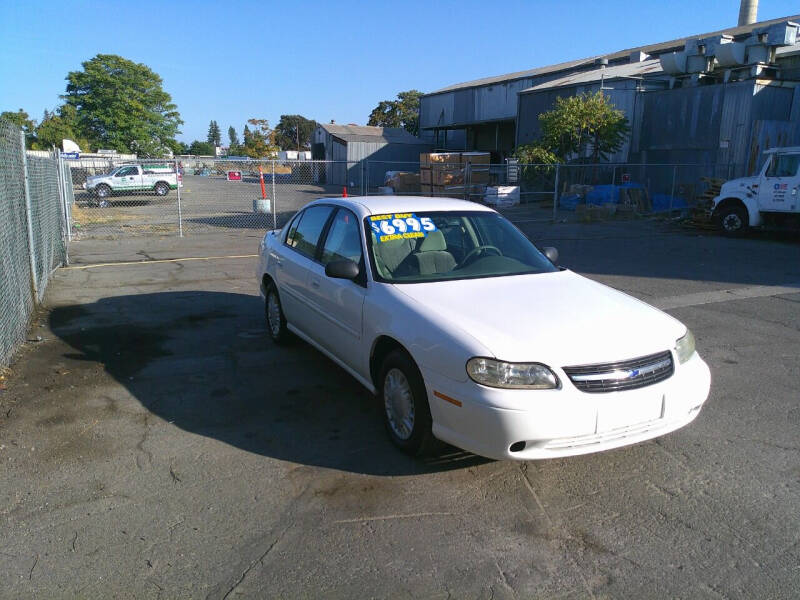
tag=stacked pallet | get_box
[690,177,726,227]
[420,152,490,198]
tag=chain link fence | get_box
[0,121,69,366]
[63,156,736,239]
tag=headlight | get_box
[466,357,559,390]
[674,329,696,364]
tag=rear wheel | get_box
[379,350,440,456]
[154,182,170,196]
[716,203,748,236]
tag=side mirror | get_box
[543,246,559,265]
[325,259,360,280]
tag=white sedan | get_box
[257,196,711,460]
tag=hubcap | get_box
[723,213,742,231]
[97,187,109,198]
[383,368,415,440]
[267,292,281,337]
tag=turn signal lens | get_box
[467,358,558,390]
[675,329,696,364]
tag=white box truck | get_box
[712,147,800,235]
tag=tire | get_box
[95,184,112,201]
[379,349,440,457]
[264,281,291,345]
[716,203,748,237]
[154,182,170,196]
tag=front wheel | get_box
[154,182,170,196]
[265,282,291,345]
[379,350,440,456]
[95,184,112,201]
[716,204,748,236]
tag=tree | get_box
[32,105,89,151]
[242,119,278,159]
[207,120,221,146]
[274,115,316,150]
[367,90,423,136]
[227,126,241,155]
[1,109,37,146]
[535,91,629,163]
[63,54,183,157]
[187,140,215,155]
[228,126,239,147]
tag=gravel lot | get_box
[1,216,799,598]
[70,174,354,238]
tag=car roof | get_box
[306,195,497,217]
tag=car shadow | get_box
[49,291,490,476]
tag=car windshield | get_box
[366,211,558,283]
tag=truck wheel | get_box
[154,182,170,196]
[716,204,748,237]
[95,184,112,200]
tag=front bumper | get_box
[423,352,711,460]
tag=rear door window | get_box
[286,205,335,259]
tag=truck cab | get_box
[712,147,800,235]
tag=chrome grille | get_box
[563,351,674,393]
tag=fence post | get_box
[271,160,277,229]
[669,165,677,216]
[59,156,72,245]
[175,159,183,237]
[365,160,370,194]
[52,152,70,266]
[19,131,39,300]
[552,164,560,222]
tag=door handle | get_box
[311,278,320,288]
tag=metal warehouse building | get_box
[311,123,433,187]
[419,13,800,177]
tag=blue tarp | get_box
[651,193,688,212]
[560,183,645,211]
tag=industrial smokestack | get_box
[738,0,758,26]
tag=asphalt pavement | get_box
[1,218,799,598]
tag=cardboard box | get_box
[469,170,490,184]
[424,152,461,167]
[420,167,432,184]
[434,170,464,186]
[461,152,490,165]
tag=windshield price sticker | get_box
[370,213,437,242]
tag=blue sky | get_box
[1,0,797,143]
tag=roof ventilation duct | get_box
[659,52,687,75]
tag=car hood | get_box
[392,270,685,367]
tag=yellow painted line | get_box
[434,390,462,407]
[63,254,258,270]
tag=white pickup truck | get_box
[712,147,800,235]
[83,164,182,206]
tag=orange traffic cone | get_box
[342,186,348,198]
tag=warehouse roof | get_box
[318,123,427,145]
[521,59,666,93]
[430,14,800,94]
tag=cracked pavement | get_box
[0,222,799,598]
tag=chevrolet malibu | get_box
[257,196,711,460]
